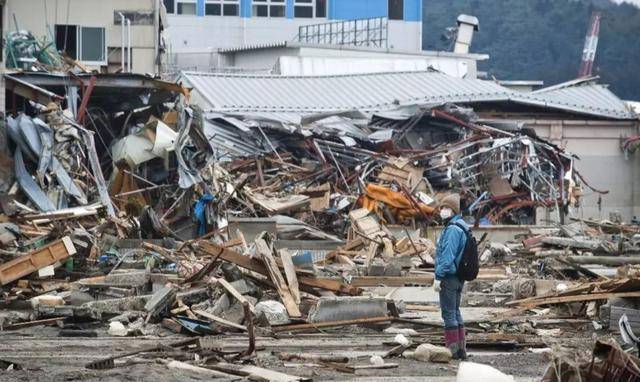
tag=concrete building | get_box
[215,41,487,78]
[3,0,165,74]
[163,0,423,71]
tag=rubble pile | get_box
[0,63,638,381]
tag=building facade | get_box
[216,42,487,78]
[3,0,164,74]
[164,0,423,71]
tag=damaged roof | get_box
[181,70,511,113]
[180,70,637,120]
[512,78,635,120]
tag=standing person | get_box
[433,194,468,360]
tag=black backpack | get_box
[451,222,479,281]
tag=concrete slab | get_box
[309,297,389,323]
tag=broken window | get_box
[388,0,403,20]
[294,0,313,18]
[205,0,239,16]
[55,25,106,64]
[253,0,285,17]
[55,25,77,59]
[177,0,197,15]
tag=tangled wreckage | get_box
[0,52,640,380]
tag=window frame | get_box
[55,24,107,66]
[252,0,286,18]
[388,0,404,20]
[294,0,314,18]
[176,0,197,15]
[315,0,326,18]
[205,0,240,16]
[163,0,176,14]
[79,26,107,65]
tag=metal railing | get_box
[295,17,388,48]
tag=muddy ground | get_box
[0,324,595,382]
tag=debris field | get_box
[1,32,640,382]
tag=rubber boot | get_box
[457,325,468,360]
[444,327,460,359]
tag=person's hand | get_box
[433,280,441,292]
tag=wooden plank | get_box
[211,362,309,382]
[3,317,65,330]
[568,256,640,266]
[405,304,439,312]
[198,241,359,295]
[255,237,301,318]
[192,309,247,331]
[211,277,256,314]
[364,242,379,269]
[349,275,434,287]
[511,291,640,308]
[280,249,301,305]
[0,237,76,285]
[160,359,238,379]
[272,316,391,332]
[353,363,399,370]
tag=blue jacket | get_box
[435,215,468,280]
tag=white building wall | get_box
[220,45,479,77]
[528,120,640,222]
[165,14,422,71]
[5,0,159,74]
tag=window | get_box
[55,25,106,64]
[177,0,197,15]
[163,0,175,14]
[293,0,327,19]
[294,0,313,18]
[205,0,239,16]
[253,0,285,17]
[388,0,403,20]
[316,0,326,18]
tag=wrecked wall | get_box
[527,119,640,222]
[4,0,160,74]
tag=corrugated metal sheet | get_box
[181,70,511,113]
[512,82,637,120]
[181,70,637,120]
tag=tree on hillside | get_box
[422,0,640,100]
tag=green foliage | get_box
[422,0,640,100]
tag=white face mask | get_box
[439,207,453,220]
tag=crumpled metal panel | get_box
[13,148,56,212]
[13,114,88,205]
[175,105,206,189]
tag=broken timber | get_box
[508,291,640,308]
[255,235,302,318]
[0,237,76,285]
[197,241,360,295]
[272,316,391,332]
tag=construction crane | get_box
[578,11,602,78]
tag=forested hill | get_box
[422,0,640,100]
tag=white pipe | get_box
[153,0,160,74]
[126,18,131,73]
[119,12,125,72]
